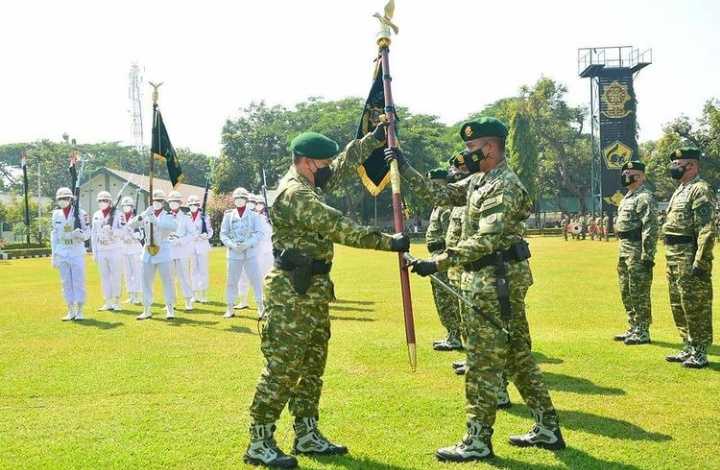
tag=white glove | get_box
[71,229,85,241]
[145,212,158,224]
[226,242,237,250]
[102,224,112,233]
[235,241,248,251]
[199,233,209,240]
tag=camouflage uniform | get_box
[426,205,462,341]
[663,175,715,365]
[400,160,559,434]
[614,184,658,342]
[249,133,395,425]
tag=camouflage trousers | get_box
[667,258,714,350]
[462,267,558,430]
[617,257,653,332]
[249,292,331,424]
[431,271,462,337]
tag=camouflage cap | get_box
[621,160,645,172]
[670,147,702,161]
[289,132,339,159]
[459,116,508,142]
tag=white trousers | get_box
[123,252,143,294]
[226,257,263,309]
[57,256,86,304]
[190,251,210,291]
[96,251,122,301]
[237,252,273,303]
[143,261,175,307]
[171,258,193,299]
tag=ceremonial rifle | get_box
[261,168,271,224]
[107,180,131,228]
[200,176,210,234]
[72,146,85,230]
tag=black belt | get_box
[273,249,332,275]
[427,240,446,253]
[664,235,695,245]
[617,228,642,241]
[463,241,531,272]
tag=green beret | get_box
[460,117,508,142]
[427,168,448,180]
[289,132,339,159]
[621,160,645,172]
[670,147,702,161]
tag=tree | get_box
[507,109,539,200]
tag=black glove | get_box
[409,258,438,277]
[384,147,406,168]
[389,233,410,252]
[642,259,655,271]
[692,266,707,279]
[373,122,387,141]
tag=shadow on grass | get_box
[532,351,564,365]
[543,372,626,396]
[330,305,374,313]
[507,405,671,442]
[200,301,226,307]
[226,325,257,335]
[160,317,219,327]
[330,315,376,322]
[650,340,720,357]
[489,447,642,470]
[73,319,123,330]
[333,299,376,306]
[302,454,412,470]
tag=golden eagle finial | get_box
[149,81,164,105]
[373,0,399,35]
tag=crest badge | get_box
[603,141,633,170]
[464,126,473,138]
[601,80,632,119]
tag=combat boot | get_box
[454,363,466,375]
[624,329,651,345]
[508,423,565,450]
[292,417,348,456]
[452,359,465,369]
[434,332,464,351]
[165,305,175,320]
[61,304,76,321]
[496,386,512,410]
[665,342,692,363]
[435,419,494,462]
[244,423,297,468]
[683,346,709,369]
[613,327,634,342]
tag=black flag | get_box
[152,106,183,187]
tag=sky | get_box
[1,0,718,156]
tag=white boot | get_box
[61,304,76,321]
[97,301,111,311]
[233,302,249,310]
[223,309,235,319]
[165,304,175,320]
[137,306,152,320]
[111,297,121,311]
[74,303,85,320]
[199,290,208,303]
[191,291,199,303]
[184,298,193,311]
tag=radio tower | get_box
[128,63,145,152]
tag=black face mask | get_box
[669,164,686,180]
[313,165,332,189]
[462,147,487,174]
[621,174,636,187]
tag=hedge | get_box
[3,248,52,259]
[2,242,48,250]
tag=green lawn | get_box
[1,237,719,469]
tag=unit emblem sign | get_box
[601,80,632,119]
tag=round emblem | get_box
[464,126,473,138]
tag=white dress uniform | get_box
[129,206,178,319]
[51,204,90,320]
[91,208,124,310]
[236,209,273,309]
[220,206,263,317]
[169,209,194,309]
[187,209,213,302]
[119,210,144,304]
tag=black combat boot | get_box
[244,423,298,468]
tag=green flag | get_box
[152,106,183,187]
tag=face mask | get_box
[58,199,70,209]
[621,174,637,187]
[190,205,199,213]
[123,205,134,213]
[313,165,332,189]
[169,202,181,211]
[99,201,110,210]
[246,202,256,210]
[256,204,265,212]
[462,146,487,174]
[669,163,686,180]
[234,198,247,208]
[153,201,164,211]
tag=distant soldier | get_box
[663,147,716,368]
[602,212,610,241]
[167,191,194,311]
[186,194,213,304]
[51,187,90,321]
[119,196,143,305]
[236,194,274,314]
[91,191,123,311]
[595,214,604,242]
[613,161,658,345]
[426,168,463,352]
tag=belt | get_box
[617,228,642,241]
[427,240,446,252]
[664,234,695,245]
[273,249,332,275]
[463,241,531,271]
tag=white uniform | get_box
[169,210,194,303]
[51,207,90,313]
[237,212,273,305]
[91,209,124,308]
[119,211,144,302]
[129,208,178,309]
[187,210,213,299]
[220,207,263,314]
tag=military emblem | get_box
[627,162,634,169]
[604,190,625,207]
[603,141,633,169]
[464,126,473,138]
[675,149,682,158]
[601,81,632,119]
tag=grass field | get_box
[1,237,719,469]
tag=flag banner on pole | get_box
[152,108,183,187]
[357,59,392,196]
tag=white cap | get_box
[167,191,183,202]
[152,189,166,200]
[187,195,201,205]
[97,191,112,201]
[121,196,134,207]
[56,187,74,200]
[232,187,249,199]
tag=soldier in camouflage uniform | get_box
[613,161,658,345]
[426,167,463,351]
[386,117,564,462]
[663,147,715,369]
[244,129,409,468]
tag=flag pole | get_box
[374,0,417,371]
[21,151,31,247]
[147,82,163,256]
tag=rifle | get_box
[261,168,271,224]
[73,151,85,230]
[107,180,131,228]
[200,176,210,234]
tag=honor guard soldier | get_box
[119,196,144,305]
[91,191,123,311]
[244,129,409,469]
[51,187,90,321]
[167,191,194,311]
[221,187,264,319]
[386,117,564,462]
[613,161,658,345]
[663,147,716,368]
[130,189,178,320]
[237,194,274,314]
[186,194,213,304]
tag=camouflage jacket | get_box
[267,133,393,302]
[425,205,451,253]
[445,206,466,283]
[662,175,716,270]
[615,184,658,262]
